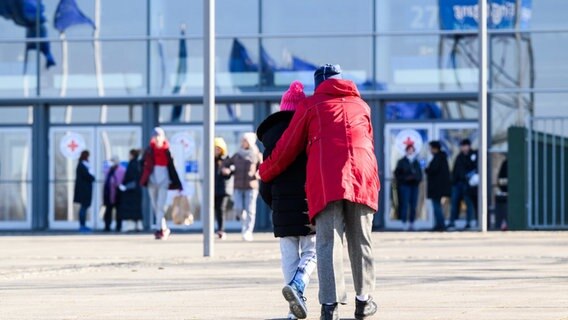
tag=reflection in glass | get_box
[159,104,254,124]
[50,105,142,123]
[0,107,33,124]
[0,130,31,222]
[386,100,477,121]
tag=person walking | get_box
[140,127,183,240]
[118,149,143,231]
[224,132,262,242]
[257,81,316,320]
[447,139,478,230]
[74,150,95,233]
[103,156,125,232]
[425,141,451,232]
[214,137,232,240]
[259,64,380,320]
[394,144,422,231]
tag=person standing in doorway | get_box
[425,141,451,232]
[447,139,478,230]
[141,128,183,240]
[259,64,380,320]
[214,137,232,240]
[118,149,143,231]
[257,81,316,320]
[224,132,262,242]
[74,150,95,233]
[103,156,125,232]
[394,144,423,231]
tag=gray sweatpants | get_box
[280,234,317,294]
[315,200,375,304]
[148,166,170,230]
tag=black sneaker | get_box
[320,303,339,320]
[282,284,307,319]
[355,296,378,320]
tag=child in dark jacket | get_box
[257,81,316,320]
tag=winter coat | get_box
[225,150,262,190]
[257,111,313,238]
[425,151,451,199]
[118,159,143,221]
[259,79,380,221]
[103,164,125,206]
[394,156,422,186]
[73,161,95,207]
[140,143,183,190]
[452,150,478,185]
[215,155,233,197]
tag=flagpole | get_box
[94,0,107,123]
[203,0,215,257]
[60,32,72,124]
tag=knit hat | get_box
[280,81,306,111]
[153,127,165,138]
[314,64,342,88]
[214,137,228,156]
[241,132,257,149]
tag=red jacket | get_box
[259,79,380,221]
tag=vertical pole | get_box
[32,104,49,230]
[478,0,489,232]
[203,0,216,257]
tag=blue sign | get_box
[439,0,532,30]
[185,161,199,174]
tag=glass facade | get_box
[1,0,567,230]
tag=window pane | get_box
[159,104,253,124]
[377,0,440,32]
[0,43,38,97]
[41,41,147,97]
[262,0,372,34]
[385,100,478,121]
[0,107,32,124]
[377,35,479,92]
[50,105,142,123]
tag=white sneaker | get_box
[287,311,298,319]
[242,232,254,242]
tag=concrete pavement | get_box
[0,231,567,320]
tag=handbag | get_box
[171,195,194,225]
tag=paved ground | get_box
[0,231,567,320]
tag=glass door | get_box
[384,124,433,229]
[0,128,32,229]
[49,127,96,229]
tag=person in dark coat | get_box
[257,81,316,320]
[214,137,233,240]
[395,144,423,231]
[447,139,478,230]
[425,141,451,231]
[118,149,143,231]
[103,156,125,232]
[73,150,95,232]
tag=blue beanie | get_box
[314,64,342,88]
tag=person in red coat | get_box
[259,64,380,320]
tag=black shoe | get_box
[355,296,378,320]
[320,303,338,320]
[445,223,456,231]
[432,225,446,232]
[282,285,307,319]
[463,224,471,230]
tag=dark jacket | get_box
[73,161,95,207]
[118,158,143,221]
[225,150,262,190]
[425,151,451,199]
[395,156,422,186]
[257,111,313,238]
[259,79,380,221]
[452,150,478,185]
[215,155,233,197]
[140,146,183,190]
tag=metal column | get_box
[32,104,49,230]
[478,0,489,232]
[203,0,216,257]
[142,102,159,230]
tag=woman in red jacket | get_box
[259,65,380,320]
[140,127,182,240]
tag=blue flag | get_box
[0,0,55,68]
[54,0,95,33]
[229,38,259,73]
[291,55,317,71]
[171,28,188,122]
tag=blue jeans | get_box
[78,205,89,227]
[398,184,419,223]
[431,197,445,228]
[450,183,475,225]
[233,189,259,235]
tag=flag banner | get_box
[439,0,532,30]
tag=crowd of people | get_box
[395,138,479,232]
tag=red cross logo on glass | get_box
[68,140,79,152]
[403,136,415,148]
[180,139,189,149]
